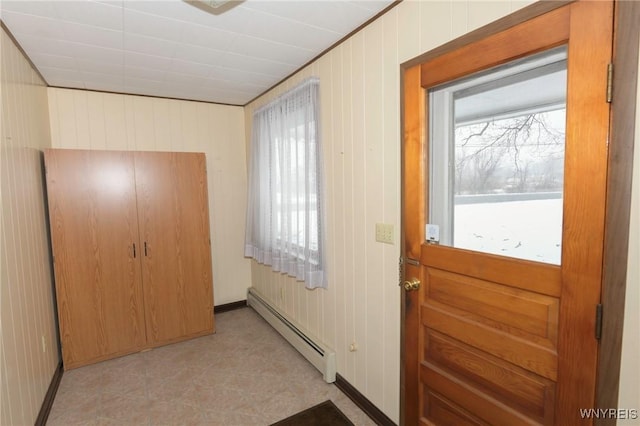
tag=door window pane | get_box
[429,47,567,264]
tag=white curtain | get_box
[245,78,326,289]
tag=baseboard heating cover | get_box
[247,288,336,383]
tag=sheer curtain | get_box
[244,78,326,289]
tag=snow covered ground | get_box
[454,198,563,264]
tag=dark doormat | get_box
[271,400,355,426]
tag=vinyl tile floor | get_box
[46,307,377,426]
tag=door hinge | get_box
[595,303,603,340]
[606,63,613,103]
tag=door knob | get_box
[403,278,421,291]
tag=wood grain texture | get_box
[422,244,562,297]
[403,1,615,424]
[425,268,559,344]
[401,63,425,426]
[420,362,539,426]
[420,6,570,88]
[425,330,555,423]
[424,391,485,426]
[45,149,147,369]
[596,0,640,421]
[556,1,613,422]
[422,303,557,382]
[135,151,214,345]
[402,64,426,261]
[401,1,573,70]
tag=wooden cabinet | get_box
[45,149,214,369]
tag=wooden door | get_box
[134,152,214,346]
[45,149,147,369]
[402,1,612,424]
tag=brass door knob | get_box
[403,278,420,291]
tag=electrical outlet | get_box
[375,223,394,244]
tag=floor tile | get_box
[47,308,378,426]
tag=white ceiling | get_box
[0,0,395,105]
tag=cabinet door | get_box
[134,152,214,345]
[45,149,147,369]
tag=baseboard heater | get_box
[247,288,336,383]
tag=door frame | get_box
[399,1,639,424]
[597,2,640,424]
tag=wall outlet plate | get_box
[375,223,394,244]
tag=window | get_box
[429,47,567,264]
[244,78,326,288]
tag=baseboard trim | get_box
[35,361,63,426]
[214,299,247,313]
[335,373,396,426]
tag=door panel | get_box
[45,149,146,369]
[424,330,555,421]
[424,269,559,346]
[135,151,214,346]
[402,1,613,424]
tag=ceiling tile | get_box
[171,43,224,67]
[123,9,186,42]
[229,35,314,66]
[82,69,125,87]
[38,66,85,85]
[1,11,66,39]
[219,52,295,77]
[124,51,171,70]
[60,21,123,50]
[0,1,57,19]
[221,6,341,51]
[1,0,396,105]
[123,76,166,91]
[124,66,166,81]
[27,53,78,70]
[178,23,239,52]
[54,0,124,31]
[241,1,381,34]
[168,59,216,78]
[124,33,179,58]
[63,42,123,65]
[348,0,394,12]
[76,58,122,75]
[164,72,208,89]
[208,66,276,87]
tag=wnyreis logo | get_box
[579,409,638,420]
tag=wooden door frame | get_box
[399,1,639,424]
[597,2,640,424]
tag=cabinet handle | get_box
[144,242,148,257]
[133,243,136,258]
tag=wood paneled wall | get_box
[47,88,251,306]
[2,2,638,425]
[1,27,58,426]
[245,1,640,422]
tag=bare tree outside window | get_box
[455,109,566,196]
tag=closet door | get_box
[45,149,147,369]
[134,152,214,345]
